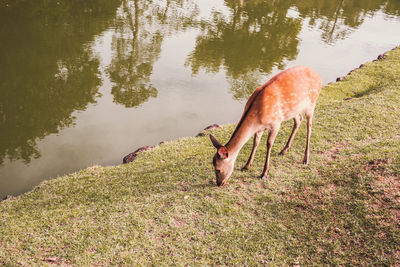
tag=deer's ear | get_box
[217,146,229,159]
[210,134,222,149]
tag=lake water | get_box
[1,0,400,198]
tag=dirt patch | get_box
[43,256,72,266]
[258,181,268,190]
[366,158,393,172]
[318,142,348,161]
[173,216,185,228]
[365,158,400,222]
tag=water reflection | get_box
[108,0,199,108]
[187,0,400,100]
[294,0,400,44]
[0,0,121,164]
[186,0,302,100]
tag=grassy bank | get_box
[1,48,400,266]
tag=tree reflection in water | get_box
[0,0,121,164]
[108,0,199,108]
[186,0,301,101]
[0,0,199,164]
[186,0,400,100]
[294,0,400,44]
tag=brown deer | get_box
[210,66,323,186]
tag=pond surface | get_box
[1,0,400,198]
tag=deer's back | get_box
[247,66,322,125]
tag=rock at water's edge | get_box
[123,146,154,164]
[196,124,221,137]
[1,195,15,201]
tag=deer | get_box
[210,65,323,186]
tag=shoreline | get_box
[120,46,399,164]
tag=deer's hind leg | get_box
[279,114,303,156]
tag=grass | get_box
[1,48,400,266]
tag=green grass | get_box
[1,48,400,266]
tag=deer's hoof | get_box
[279,149,287,156]
[241,166,249,171]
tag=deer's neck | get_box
[226,118,256,159]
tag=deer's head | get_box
[210,135,234,186]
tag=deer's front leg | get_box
[303,112,313,165]
[242,131,264,171]
[260,125,280,179]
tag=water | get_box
[1,0,399,198]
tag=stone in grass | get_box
[196,124,221,137]
[123,146,154,164]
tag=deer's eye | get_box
[215,169,221,174]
